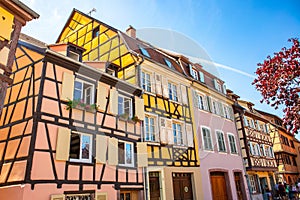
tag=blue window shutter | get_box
[199,71,205,82]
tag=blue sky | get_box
[22,0,300,119]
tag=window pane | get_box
[145,117,149,140]
[118,96,123,115]
[81,135,90,159]
[70,133,80,159]
[85,86,92,105]
[118,142,125,164]
[168,83,172,99]
[126,143,132,164]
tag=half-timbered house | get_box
[257,110,299,184]
[55,9,202,200]
[0,33,147,200]
[232,99,277,200]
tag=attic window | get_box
[164,58,173,69]
[92,26,100,39]
[139,45,150,58]
[68,51,79,61]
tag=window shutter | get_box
[109,88,118,115]
[182,123,187,146]
[223,84,227,94]
[177,85,182,103]
[256,120,260,131]
[261,144,265,156]
[243,117,248,127]
[199,71,205,83]
[192,90,198,108]
[95,193,107,200]
[181,85,188,105]
[162,77,169,98]
[265,124,269,133]
[97,82,108,112]
[96,135,108,164]
[206,96,211,112]
[189,64,193,76]
[51,194,65,200]
[108,137,118,166]
[218,102,224,116]
[213,78,218,90]
[0,46,9,66]
[186,124,194,147]
[151,73,156,93]
[166,119,174,145]
[61,72,74,101]
[137,142,148,167]
[135,97,145,120]
[250,119,255,128]
[155,73,162,95]
[249,142,254,155]
[160,118,167,144]
[56,127,71,161]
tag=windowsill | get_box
[118,164,135,168]
[69,158,92,164]
[169,99,182,105]
[145,141,160,146]
[218,151,227,154]
[173,144,188,149]
[73,106,97,113]
[144,91,156,97]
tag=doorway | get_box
[172,173,193,200]
[210,172,228,200]
[149,172,161,200]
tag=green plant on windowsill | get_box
[66,99,98,112]
[119,113,129,120]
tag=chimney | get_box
[126,25,136,38]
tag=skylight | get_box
[139,45,150,58]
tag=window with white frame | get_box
[118,95,132,118]
[249,175,259,193]
[73,79,94,105]
[141,71,152,92]
[211,100,219,114]
[173,122,183,145]
[228,134,237,154]
[118,141,134,167]
[251,143,261,156]
[216,131,226,152]
[168,82,178,101]
[224,105,229,118]
[69,132,92,163]
[191,68,199,80]
[269,146,274,158]
[145,115,156,142]
[202,127,213,151]
[197,94,207,110]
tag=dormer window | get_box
[139,45,150,58]
[164,58,174,69]
[191,68,198,80]
[69,51,80,61]
[92,26,100,39]
[213,79,222,92]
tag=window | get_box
[251,143,261,156]
[92,26,100,39]
[173,122,183,145]
[292,157,297,166]
[118,95,132,118]
[69,132,92,163]
[139,45,150,57]
[228,134,237,154]
[199,71,205,82]
[269,146,274,158]
[68,51,80,61]
[168,82,178,101]
[216,131,226,152]
[213,79,222,92]
[164,58,174,69]
[290,140,295,148]
[249,175,259,193]
[118,141,134,167]
[191,68,199,80]
[211,100,219,114]
[145,115,156,142]
[197,94,207,110]
[141,71,152,92]
[73,79,94,105]
[202,127,213,150]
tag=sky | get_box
[21,0,300,121]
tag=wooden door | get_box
[234,172,243,200]
[149,172,160,200]
[172,173,193,200]
[120,191,138,200]
[210,172,228,200]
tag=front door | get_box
[210,172,228,200]
[234,172,246,200]
[172,173,193,200]
[149,172,160,200]
[120,190,138,200]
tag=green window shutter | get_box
[109,88,118,115]
[137,142,148,167]
[199,71,205,83]
[96,135,108,164]
[61,72,74,101]
[56,127,71,161]
[97,82,108,112]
